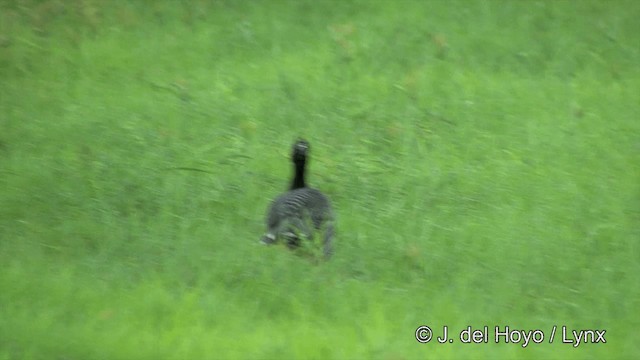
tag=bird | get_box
[261,139,335,258]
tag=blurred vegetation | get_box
[1,0,639,359]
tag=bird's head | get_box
[292,139,309,164]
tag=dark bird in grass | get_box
[261,139,335,258]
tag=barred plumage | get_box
[260,140,335,258]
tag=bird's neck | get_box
[290,161,306,189]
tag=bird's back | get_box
[266,187,333,231]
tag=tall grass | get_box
[1,1,638,358]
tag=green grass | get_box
[1,0,639,358]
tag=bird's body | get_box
[261,140,335,258]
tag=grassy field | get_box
[1,0,639,358]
